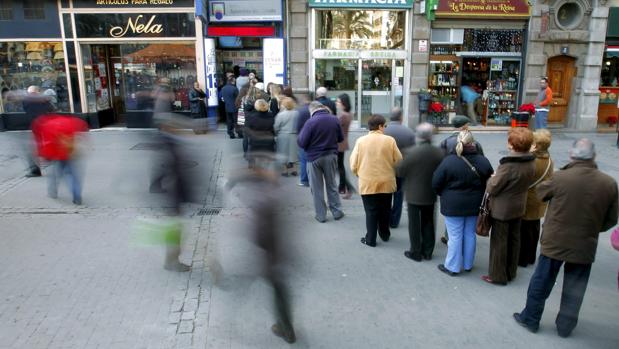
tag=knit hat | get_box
[452,115,471,129]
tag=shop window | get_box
[0,42,69,113]
[463,29,523,53]
[601,52,619,87]
[23,0,45,20]
[0,0,13,20]
[315,10,405,50]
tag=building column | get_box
[288,0,310,96]
[409,3,431,128]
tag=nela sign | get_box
[436,0,531,18]
[309,0,413,9]
[109,15,164,38]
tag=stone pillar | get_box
[288,0,310,96]
[409,2,431,128]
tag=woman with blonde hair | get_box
[245,99,275,167]
[432,130,493,275]
[518,129,553,267]
[274,97,299,176]
[269,84,282,116]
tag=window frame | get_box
[0,0,13,21]
[23,0,45,21]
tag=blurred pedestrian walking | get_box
[482,128,536,285]
[396,123,443,261]
[384,107,415,227]
[23,85,54,177]
[245,99,275,169]
[189,81,208,134]
[432,130,492,274]
[221,76,240,139]
[350,115,402,247]
[513,139,617,337]
[297,101,344,222]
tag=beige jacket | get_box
[350,130,402,195]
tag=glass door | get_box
[360,59,398,126]
[315,59,358,114]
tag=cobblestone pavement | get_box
[0,129,617,349]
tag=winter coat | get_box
[397,141,444,205]
[350,130,402,195]
[245,110,275,153]
[486,152,536,221]
[523,153,554,220]
[337,111,352,152]
[189,88,206,116]
[274,109,299,163]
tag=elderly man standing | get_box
[297,101,345,222]
[350,115,402,247]
[397,123,443,260]
[384,107,416,228]
[513,139,618,337]
[315,86,337,115]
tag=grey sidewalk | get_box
[0,130,617,348]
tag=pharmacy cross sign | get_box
[308,0,413,9]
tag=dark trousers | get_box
[489,218,521,283]
[226,111,237,137]
[519,255,591,335]
[337,151,352,193]
[390,177,404,228]
[361,193,392,245]
[407,203,435,258]
[519,219,540,267]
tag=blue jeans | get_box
[298,148,309,185]
[390,177,404,228]
[47,160,81,202]
[444,215,477,273]
[535,110,548,129]
[518,255,592,335]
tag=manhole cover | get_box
[131,143,165,150]
[197,207,222,216]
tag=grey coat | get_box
[274,109,299,164]
[396,141,444,205]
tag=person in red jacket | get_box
[534,77,553,129]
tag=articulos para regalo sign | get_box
[435,0,531,18]
[308,0,413,9]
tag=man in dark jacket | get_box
[397,123,443,261]
[297,101,344,222]
[315,87,336,115]
[385,107,416,228]
[221,76,239,139]
[23,85,54,177]
[514,139,618,337]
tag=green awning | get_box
[609,8,619,38]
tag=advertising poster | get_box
[263,38,285,87]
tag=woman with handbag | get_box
[432,130,493,275]
[518,129,554,267]
[482,128,536,285]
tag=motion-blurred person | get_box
[221,76,240,139]
[297,101,345,222]
[482,128,536,285]
[189,81,207,134]
[274,97,299,176]
[384,107,415,228]
[350,115,402,247]
[315,86,336,115]
[519,130,554,267]
[23,85,54,177]
[225,154,296,343]
[513,139,617,337]
[31,114,88,205]
[432,130,493,274]
[245,99,275,168]
[461,85,481,125]
[397,123,443,261]
[295,94,312,187]
[335,93,354,199]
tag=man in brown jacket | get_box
[513,139,618,338]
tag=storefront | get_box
[0,1,67,130]
[598,7,619,129]
[425,0,531,127]
[65,0,199,128]
[308,0,412,127]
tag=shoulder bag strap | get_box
[460,156,480,178]
[528,159,552,189]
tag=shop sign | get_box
[309,0,413,8]
[75,13,195,38]
[209,0,282,22]
[73,0,194,7]
[435,0,531,18]
[313,50,407,59]
[263,38,285,87]
[204,38,219,108]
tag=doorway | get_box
[546,56,577,124]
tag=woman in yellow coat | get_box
[350,115,403,247]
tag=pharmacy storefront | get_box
[308,0,412,126]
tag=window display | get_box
[0,41,69,113]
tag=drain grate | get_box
[130,143,165,150]
[197,207,222,216]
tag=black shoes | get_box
[438,264,458,277]
[378,233,390,242]
[404,251,422,262]
[271,322,296,343]
[512,313,538,333]
[360,237,376,247]
[25,169,42,177]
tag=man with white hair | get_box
[396,123,444,260]
[23,85,54,177]
[297,101,344,222]
[315,87,336,115]
[513,138,618,337]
